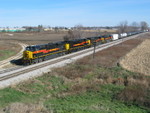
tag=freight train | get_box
[22,31,145,65]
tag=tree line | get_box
[64,21,149,41]
[118,21,149,33]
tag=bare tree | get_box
[73,24,84,38]
[63,35,70,41]
[118,21,128,33]
[63,24,84,41]
[131,22,139,32]
[140,21,149,31]
[63,30,74,41]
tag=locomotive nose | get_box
[23,51,28,59]
[23,51,33,59]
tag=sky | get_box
[0,0,150,27]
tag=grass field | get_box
[0,50,15,61]
[0,41,21,61]
[0,64,149,113]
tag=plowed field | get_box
[120,39,150,76]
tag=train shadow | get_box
[10,58,23,66]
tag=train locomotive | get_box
[22,31,144,65]
[23,38,94,65]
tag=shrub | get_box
[117,85,150,109]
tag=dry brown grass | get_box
[54,64,94,79]
[120,39,150,76]
[0,30,117,45]
[117,85,150,108]
[0,41,21,52]
[14,79,52,94]
[126,76,150,88]
[0,32,67,45]
[58,79,101,97]
[82,29,117,33]
[0,102,49,113]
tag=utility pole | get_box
[93,42,96,59]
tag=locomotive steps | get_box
[0,33,145,89]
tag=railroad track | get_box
[0,33,145,89]
[0,66,23,74]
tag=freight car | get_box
[22,31,144,65]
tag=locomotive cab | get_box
[22,46,35,64]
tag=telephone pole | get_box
[93,42,96,59]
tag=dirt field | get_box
[0,32,67,45]
[0,30,116,45]
[0,32,89,45]
[120,39,150,76]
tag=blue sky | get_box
[0,0,150,27]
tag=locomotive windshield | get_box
[25,46,36,51]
